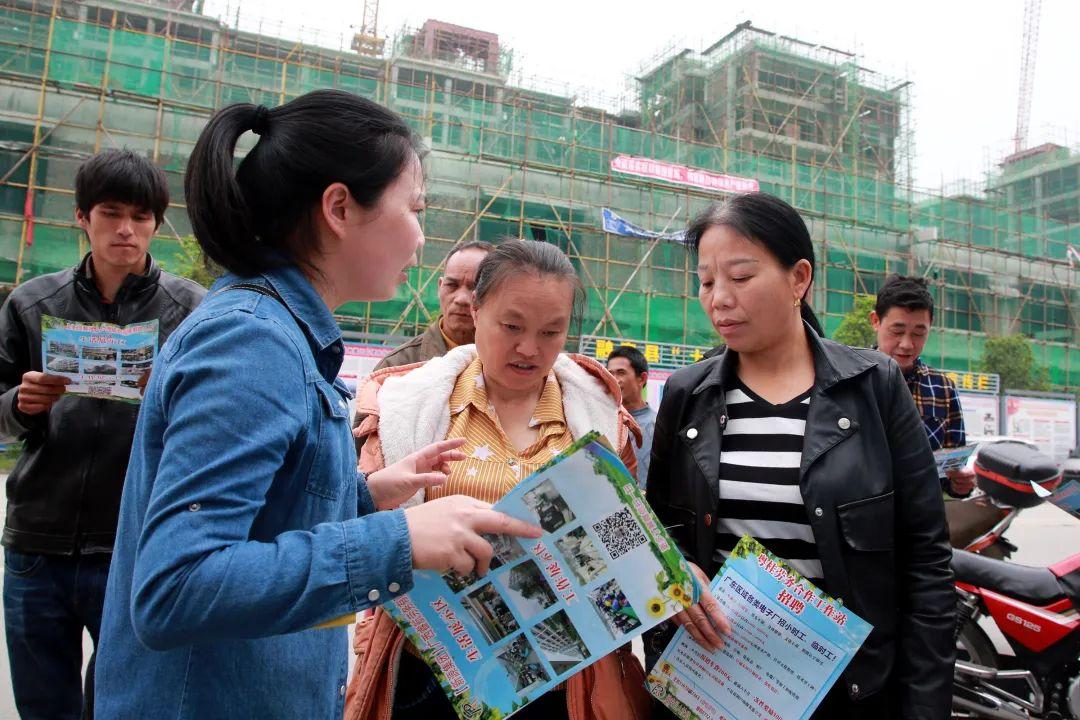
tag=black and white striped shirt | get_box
[713,378,823,585]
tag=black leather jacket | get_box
[646,328,954,718]
[0,254,205,555]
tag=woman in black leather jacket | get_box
[646,193,954,719]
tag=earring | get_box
[793,298,801,308]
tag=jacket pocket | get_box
[837,491,895,551]
[3,549,43,578]
[305,380,353,500]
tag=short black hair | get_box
[607,345,648,376]
[75,149,169,227]
[447,241,495,262]
[875,274,934,321]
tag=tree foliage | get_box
[980,334,1051,391]
[170,235,221,288]
[832,294,877,349]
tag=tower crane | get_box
[1013,0,1042,153]
[352,0,384,56]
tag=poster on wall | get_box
[958,392,1001,438]
[339,343,392,395]
[645,370,672,412]
[1004,394,1078,462]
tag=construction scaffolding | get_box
[0,0,1077,388]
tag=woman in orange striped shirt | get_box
[346,240,649,720]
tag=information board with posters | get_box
[958,392,1002,438]
[338,342,392,395]
[578,335,714,371]
[646,370,673,412]
[1004,394,1078,462]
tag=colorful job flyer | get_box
[647,536,872,720]
[41,315,158,403]
[1045,479,1080,520]
[384,431,701,719]
[933,445,977,477]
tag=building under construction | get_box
[0,0,1078,388]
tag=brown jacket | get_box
[353,321,452,448]
[346,348,650,720]
[373,320,449,372]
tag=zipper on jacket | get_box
[378,634,406,720]
[78,293,122,550]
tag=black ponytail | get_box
[184,104,263,275]
[184,90,425,277]
[686,192,823,336]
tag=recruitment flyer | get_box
[384,431,700,719]
[40,315,158,403]
[1042,478,1080,520]
[647,536,872,720]
[933,445,977,477]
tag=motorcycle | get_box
[949,441,1080,719]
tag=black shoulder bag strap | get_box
[221,282,285,305]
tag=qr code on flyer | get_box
[592,508,647,560]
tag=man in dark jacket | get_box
[0,149,205,719]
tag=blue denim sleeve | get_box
[356,471,377,515]
[129,309,412,651]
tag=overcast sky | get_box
[205,0,1080,192]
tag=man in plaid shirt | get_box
[871,275,975,497]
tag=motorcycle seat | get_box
[951,549,1065,606]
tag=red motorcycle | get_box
[949,441,1080,719]
[952,550,1080,718]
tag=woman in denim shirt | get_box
[94,90,540,719]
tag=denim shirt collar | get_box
[214,263,345,383]
[259,263,342,353]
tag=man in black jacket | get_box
[0,149,205,718]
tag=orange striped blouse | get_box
[425,357,574,504]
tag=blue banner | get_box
[601,208,688,244]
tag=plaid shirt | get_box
[905,358,967,452]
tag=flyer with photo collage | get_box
[647,536,872,720]
[933,445,978,477]
[40,316,158,403]
[383,431,701,719]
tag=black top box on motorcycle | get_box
[974,442,1062,509]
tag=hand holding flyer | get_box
[41,316,158,403]
[933,445,977,477]
[647,536,872,720]
[382,431,700,719]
